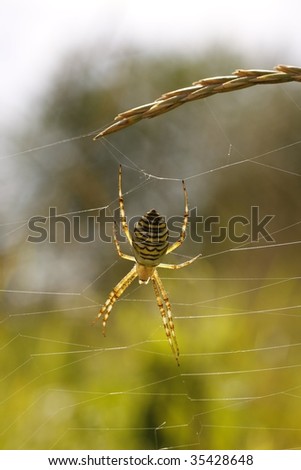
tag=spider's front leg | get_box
[95,266,137,335]
[151,270,180,366]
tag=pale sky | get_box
[1,0,300,131]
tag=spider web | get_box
[0,65,301,451]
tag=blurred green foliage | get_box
[0,47,301,449]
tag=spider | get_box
[95,165,200,365]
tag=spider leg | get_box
[166,179,188,255]
[151,269,180,366]
[113,220,136,262]
[95,265,137,335]
[118,165,133,246]
[158,253,201,270]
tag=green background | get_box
[1,49,301,449]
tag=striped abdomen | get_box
[132,209,169,266]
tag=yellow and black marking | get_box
[132,209,169,266]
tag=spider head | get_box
[135,264,155,284]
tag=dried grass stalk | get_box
[94,65,301,139]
